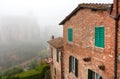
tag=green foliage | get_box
[0,74,2,79]
[19,64,50,79]
[45,70,51,79]
[18,70,39,78]
[6,63,50,79]
[0,71,2,79]
[39,60,47,66]
[3,67,23,79]
[28,60,38,70]
[2,62,50,79]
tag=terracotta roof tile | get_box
[79,3,112,10]
[47,37,63,49]
[59,3,112,25]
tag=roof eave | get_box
[48,42,63,49]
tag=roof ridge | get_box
[79,3,112,5]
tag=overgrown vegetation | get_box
[2,61,51,79]
[45,70,51,79]
[28,60,38,70]
[2,67,23,79]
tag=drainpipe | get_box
[109,0,119,79]
[114,0,119,78]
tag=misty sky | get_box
[0,0,113,26]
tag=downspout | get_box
[114,1,119,78]
[109,0,119,79]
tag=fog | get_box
[0,13,63,69]
[0,15,57,68]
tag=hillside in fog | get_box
[0,15,62,69]
[0,16,62,69]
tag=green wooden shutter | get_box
[69,56,72,72]
[95,27,104,48]
[95,27,99,47]
[68,28,73,42]
[75,58,78,77]
[88,69,92,79]
[99,27,104,48]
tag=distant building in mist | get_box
[48,37,63,79]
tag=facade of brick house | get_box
[48,37,63,79]
[58,0,120,79]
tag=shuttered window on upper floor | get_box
[68,28,73,42]
[95,27,104,48]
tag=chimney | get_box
[51,35,54,39]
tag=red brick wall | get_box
[63,9,115,79]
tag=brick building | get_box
[48,0,120,79]
[59,0,120,79]
[48,37,63,79]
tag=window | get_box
[54,68,56,76]
[69,56,78,77]
[95,27,104,48]
[56,49,59,62]
[51,48,53,58]
[68,28,73,42]
[88,69,102,79]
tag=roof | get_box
[47,37,63,49]
[59,3,112,25]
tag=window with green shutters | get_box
[68,28,73,42]
[88,69,92,79]
[88,69,102,79]
[69,56,78,77]
[95,27,104,48]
